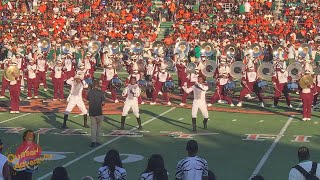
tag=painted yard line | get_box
[178,118,184,121]
[232,119,237,122]
[73,115,80,118]
[0,113,4,115]
[0,113,31,124]
[314,122,319,124]
[249,115,294,179]
[37,107,176,180]
[259,120,264,123]
[127,117,131,119]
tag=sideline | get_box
[37,107,177,180]
[0,113,31,124]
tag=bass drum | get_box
[162,80,175,93]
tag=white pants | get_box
[65,95,88,115]
[192,100,209,118]
[122,100,139,117]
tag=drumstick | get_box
[37,133,40,144]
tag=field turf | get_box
[1,70,320,180]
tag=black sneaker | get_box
[90,142,96,147]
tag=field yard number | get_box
[94,154,144,163]
[243,134,311,142]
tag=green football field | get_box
[1,70,320,180]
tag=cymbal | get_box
[299,75,313,89]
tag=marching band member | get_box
[0,58,12,98]
[76,64,90,80]
[9,63,22,113]
[62,75,89,128]
[182,76,209,132]
[84,53,96,79]
[271,64,293,108]
[300,69,314,121]
[144,58,155,99]
[36,53,48,91]
[208,71,234,107]
[120,76,142,130]
[26,58,39,100]
[180,68,199,106]
[64,53,76,80]
[315,46,320,66]
[176,58,188,95]
[236,61,264,107]
[15,53,26,90]
[100,64,119,103]
[313,71,320,108]
[125,67,144,104]
[51,60,65,101]
[150,64,172,105]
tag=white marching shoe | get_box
[114,99,119,103]
[34,96,38,99]
[260,102,265,108]
[207,103,212,107]
[230,104,235,107]
[217,100,223,104]
[302,118,307,121]
[245,94,254,99]
[306,118,311,121]
[288,104,293,108]
[236,102,242,107]
[179,103,185,106]
[150,102,156,105]
[167,102,172,105]
[0,96,5,99]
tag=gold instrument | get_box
[87,41,101,55]
[107,39,119,54]
[186,62,197,74]
[174,41,190,59]
[37,38,51,53]
[250,43,262,58]
[131,39,144,54]
[200,43,214,57]
[257,63,274,81]
[201,60,217,77]
[287,63,304,81]
[273,44,285,56]
[61,40,73,54]
[4,64,20,81]
[230,61,245,79]
[224,44,237,58]
[299,75,313,89]
[152,41,164,56]
[298,43,311,58]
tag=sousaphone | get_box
[87,41,101,55]
[273,44,285,57]
[287,63,304,81]
[250,43,262,58]
[201,60,217,77]
[61,40,73,54]
[298,43,311,58]
[224,44,237,58]
[131,39,144,54]
[4,64,20,81]
[200,43,214,57]
[152,41,164,56]
[37,38,51,53]
[230,61,245,79]
[257,62,274,81]
[174,41,190,59]
[107,39,119,54]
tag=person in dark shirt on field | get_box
[87,80,106,147]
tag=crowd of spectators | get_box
[0,0,160,50]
